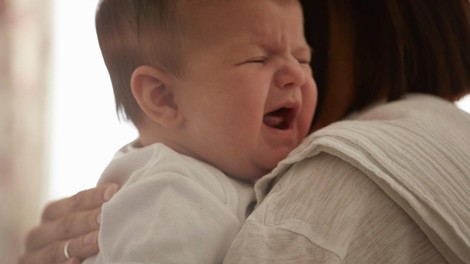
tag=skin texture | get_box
[18,184,119,264]
[134,0,316,181]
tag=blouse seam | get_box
[247,218,343,263]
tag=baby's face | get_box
[174,0,317,181]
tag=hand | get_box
[18,183,119,264]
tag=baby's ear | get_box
[131,65,183,128]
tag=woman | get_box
[19,0,470,263]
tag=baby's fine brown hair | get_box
[96,0,184,125]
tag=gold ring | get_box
[64,240,71,259]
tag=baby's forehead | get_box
[183,1,305,44]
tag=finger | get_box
[42,183,119,222]
[26,208,101,251]
[18,240,71,264]
[66,231,99,261]
[19,232,98,264]
[62,258,80,264]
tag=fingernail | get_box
[84,232,98,246]
[103,184,118,201]
[96,212,101,225]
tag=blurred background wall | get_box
[0,1,136,262]
[0,0,52,262]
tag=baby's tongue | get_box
[263,115,283,128]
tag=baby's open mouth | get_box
[263,107,296,130]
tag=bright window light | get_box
[457,95,470,113]
[48,0,137,201]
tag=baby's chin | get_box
[231,156,291,183]
[218,145,300,183]
[219,163,268,183]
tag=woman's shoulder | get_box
[353,94,468,121]
[253,94,470,263]
[239,153,446,263]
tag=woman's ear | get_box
[131,65,184,128]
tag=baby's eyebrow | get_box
[289,44,313,59]
[229,36,313,58]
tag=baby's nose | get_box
[274,58,306,89]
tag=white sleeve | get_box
[94,172,241,264]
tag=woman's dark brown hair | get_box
[302,0,470,127]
